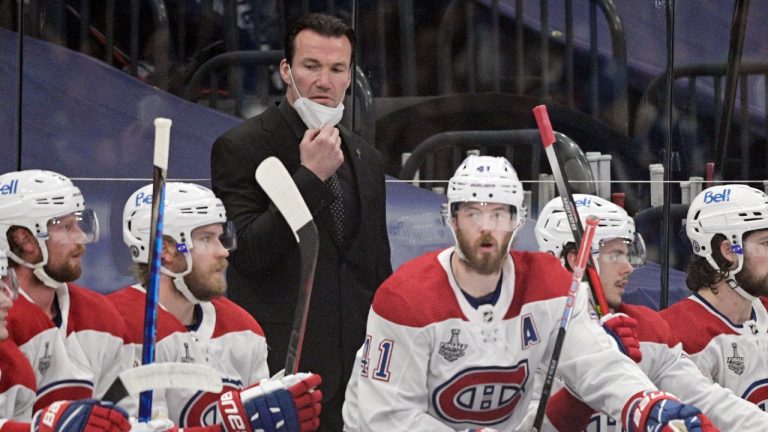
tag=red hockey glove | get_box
[601,312,643,363]
[32,399,131,432]
[624,391,719,432]
[217,372,322,432]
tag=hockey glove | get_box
[32,399,131,432]
[624,391,719,432]
[217,372,322,432]
[601,312,643,363]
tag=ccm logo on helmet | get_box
[703,189,731,204]
[0,179,19,195]
[433,361,529,426]
[134,191,153,207]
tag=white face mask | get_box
[288,65,345,129]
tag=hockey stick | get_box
[102,363,223,403]
[532,216,599,432]
[255,157,319,375]
[139,118,171,421]
[533,105,611,317]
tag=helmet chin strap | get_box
[7,248,66,290]
[705,255,757,302]
[159,253,201,305]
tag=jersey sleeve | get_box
[346,308,455,431]
[555,288,658,421]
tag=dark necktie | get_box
[326,173,345,243]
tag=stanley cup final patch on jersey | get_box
[38,342,53,376]
[181,343,195,363]
[439,329,468,362]
[727,342,745,376]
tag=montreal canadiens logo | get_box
[742,379,768,411]
[35,380,94,413]
[180,384,240,427]
[432,361,529,425]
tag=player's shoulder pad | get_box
[618,303,676,346]
[0,339,37,392]
[67,283,128,338]
[7,295,55,346]
[108,285,188,344]
[510,251,573,302]
[659,297,737,354]
[372,250,465,328]
[211,297,265,338]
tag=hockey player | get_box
[0,170,132,412]
[110,182,322,431]
[0,249,35,423]
[661,184,768,409]
[342,155,715,432]
[1,252,131,432]
[531,193,768,430]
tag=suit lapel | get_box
[339,127,372,261]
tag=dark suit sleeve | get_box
[211,131,332,277]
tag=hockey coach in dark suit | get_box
[210,13,392,431]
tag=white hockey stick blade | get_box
[153,118,171,170]
[121,362,222,395]
[255,157,313,242]
[255,156,319,374]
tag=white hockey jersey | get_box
[539,302,768,431]
[108,285,269,427]
[342,248,657,432]
[661,294,768,410]
[6,283,131,413]
[0,339,36,422]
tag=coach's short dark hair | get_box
[284,13,356,65]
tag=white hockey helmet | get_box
[123,182,235,303]
[687,184,768,300]
[0,170,98,287]
[447,155,526,217]
[535,194,645,267]
[445,155,527,258]
[0,249,19,303]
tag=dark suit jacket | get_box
[210,102,392,405]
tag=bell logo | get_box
[0,179,18,195]
[134,191,153,207]
[574,197,592,208]
[703,189,731,204]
